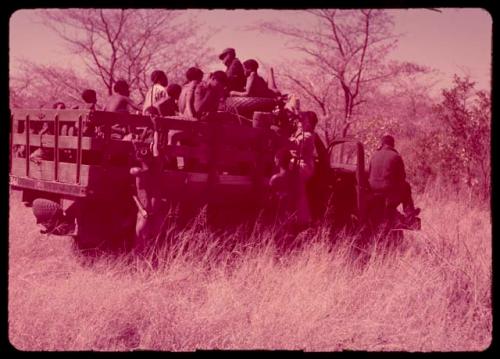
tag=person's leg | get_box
[296,165,313,226]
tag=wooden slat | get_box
[11,109,92,122]
[12,134,258,166]
[11,158,89,185]
[12,134,132,151]
[12,109,269,143]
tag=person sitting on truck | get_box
[158,83,182,116]
[104,79,140,114]
[103,80,140,139]
[368,135,421,219]
[219,48,246,93]
[178,67,204,118]
[229,59,277,98]
[288,111,319,227]
[142,70,168,115]
[82,89,98,110]
[193,71,228,120]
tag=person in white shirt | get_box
[142,70,168,115]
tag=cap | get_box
[219,48,235,60]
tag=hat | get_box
[219,48,235,60]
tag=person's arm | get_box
[230,73,255,97]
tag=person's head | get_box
[185,67,204,83]
[298,111,318,132]
[381,135,395,148]
[52,102,66,109]
[167,84,182,100]
[243,59,259,77]
[81,89,97,104]
[208,71,228,90]
[275,147,293,170]
[219,48,236,66]
[114,79,130,96]
[151,70,168,87]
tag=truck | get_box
[9,103,420,252]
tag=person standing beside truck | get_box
[368,135,421,219]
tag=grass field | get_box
[8,189,491,351]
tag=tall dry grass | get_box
[8,189,491,351]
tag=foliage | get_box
[406,76,490,198]
[8,190,491,351]
[37,9,213,102]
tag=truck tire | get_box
[225,97,277,116]
[32,198,63,229]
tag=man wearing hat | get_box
[219,48,246,92]
[368,135,420,218]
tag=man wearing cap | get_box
[219,48,246,93]
[368,135,420,218]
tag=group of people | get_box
[65,47,279,123]
[43,47,420,229]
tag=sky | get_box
[9,8,492,92]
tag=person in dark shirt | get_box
[193,71,228,120]
[368,135,420,218]
[230,59,277,98]
[158,84,181,116]
[219,48,246,92]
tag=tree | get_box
[260,10,398,139]
[403,76,490,198]
[435,75,490,195]
[38,9,213,103]
[10,61,95,108]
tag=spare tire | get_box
[32,198,64,231]
[225,97,277,117]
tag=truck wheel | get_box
[225,97,277,114]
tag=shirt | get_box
[246,73,274,98]
[226,58,246,92]
[158,97,178,117]
[193,82,223,118]
[368,145,406,192]
[142,84,168,114]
